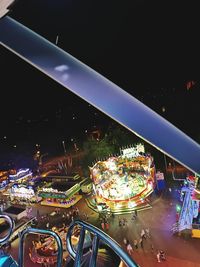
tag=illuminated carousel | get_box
[90,145,156,213]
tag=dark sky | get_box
[0,0,200,163]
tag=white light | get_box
[0,0,15,18]
[128,201,136,208]
[54,64,69,72]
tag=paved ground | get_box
[3,182,200,267]
[90,190,200,267]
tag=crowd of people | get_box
[98,209,167,264]
[122,226,166,263]
[35,206,81,230]
[0,198,168,266]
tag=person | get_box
[126,240,134,255]
[159,250,166,261]
[139,238,144,249]
[75,207,79,216]
[37,209,40,218]
[46,222,49,229]
[134,239,138,249]
[100,218,105,230]
[123,238,128,246]
[131,212,136,220]
[105,221,109,230]
[135,210,138,217]
[122,218,127,226]
[145,227,150,238]
[141,229,146,239]
[157,250,161,263]
[151,243,154,253]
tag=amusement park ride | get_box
[1,0,200,266]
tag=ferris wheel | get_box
[0,0,200,176]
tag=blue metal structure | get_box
[0,215,18,267]
[0,15,200,175]
[0,215,15,245]
[0,214,139,267]
[0,214,63,267]
[18,227,63,267]
[66,219,139,267]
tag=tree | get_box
[104,124,141,150]
[81,123,160,176]
[81,137,115,174]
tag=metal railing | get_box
[66,219,139,267]
[0,214,63,267]
[0,214,18,267]
[18,227,63,267]
[0,215,139,267]
[0,214,15,245]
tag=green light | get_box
[176,204,181,212]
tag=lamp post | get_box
[163,153,168,172]
[62,140,67,156]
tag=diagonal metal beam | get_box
[1,16,200,174]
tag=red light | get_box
[186,80,195,90]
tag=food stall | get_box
[9,183,42,204]
[9,168,32,182]
[38,184,82,209]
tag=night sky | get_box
[0,0,200,167]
